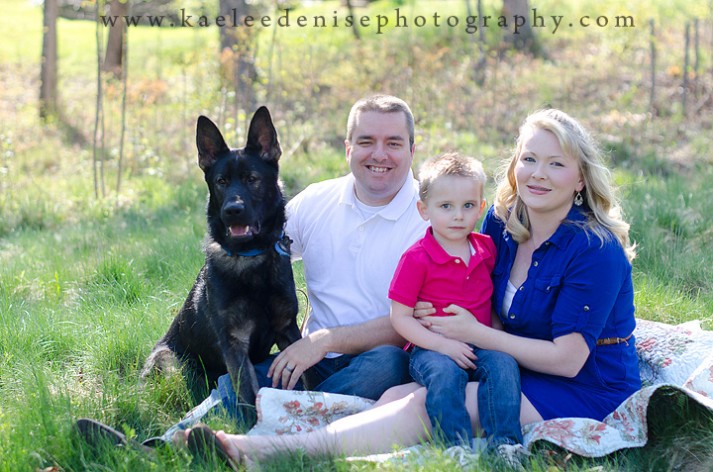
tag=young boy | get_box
[389,153,523,450]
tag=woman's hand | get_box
[426,304,486,343]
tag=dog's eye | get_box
[246,175,260,184]
[216,177,228,186]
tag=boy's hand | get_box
[413,301,436,320]
[435,338,477,370]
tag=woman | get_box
[181,109,641,468]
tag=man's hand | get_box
[434,337,477,370]
[268,331,329,390]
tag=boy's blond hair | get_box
[418,152,487,202]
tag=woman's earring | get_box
[574,191,584,207]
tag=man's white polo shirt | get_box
[285,171,428,356]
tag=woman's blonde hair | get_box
[494,109,635,261]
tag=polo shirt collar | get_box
[339,173,358,206]
[422,227,479,265]
[421,227,452,264]
[339,169,419,221]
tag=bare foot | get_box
[215,431,257,469]
[215,431,246,458]
[172,429,188,448]
[176,426,241,471]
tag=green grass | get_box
[2,0,713,470]
[620,165,713,325]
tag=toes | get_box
[171,428,189,449]
[187,425,239,471]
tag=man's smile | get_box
[366,165,391,174]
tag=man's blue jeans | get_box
[216,345,411,422]
[409,346,523,448]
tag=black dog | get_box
[141,107,301,408]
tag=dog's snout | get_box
[223,201,245,218]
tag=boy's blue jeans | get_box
[216,345,411,422]
[409,346,523,448]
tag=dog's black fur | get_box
[141,107,301,407]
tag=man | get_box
[257,94,429,400]
[78,95,429,446]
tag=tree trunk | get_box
[40,0,58,119]
[103,0,129,78]
[219,0,257,113]
[345,0,361,40]
[465,0,487,85]
[94,0,106,199]
[501,0,539,55]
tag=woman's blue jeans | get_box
[409,346,523,447]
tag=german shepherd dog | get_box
[141,107,301,407]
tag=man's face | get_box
[345,111,415,206]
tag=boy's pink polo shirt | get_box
[389,227,496,326]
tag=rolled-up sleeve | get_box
[550,240,627,349]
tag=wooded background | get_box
[25,0,712,202]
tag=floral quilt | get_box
[247,319,713,459]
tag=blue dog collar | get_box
[225,232,290,258]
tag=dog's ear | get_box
[196,116,230,171]
[246,106,282,164]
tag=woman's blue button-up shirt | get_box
[481,205,641,421]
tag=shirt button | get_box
[509,314,516,319]
[583,305,590,312]
[533,261,539,267]
[518,286,524,291]
[546,286,551,292]
[455,259,461,264]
